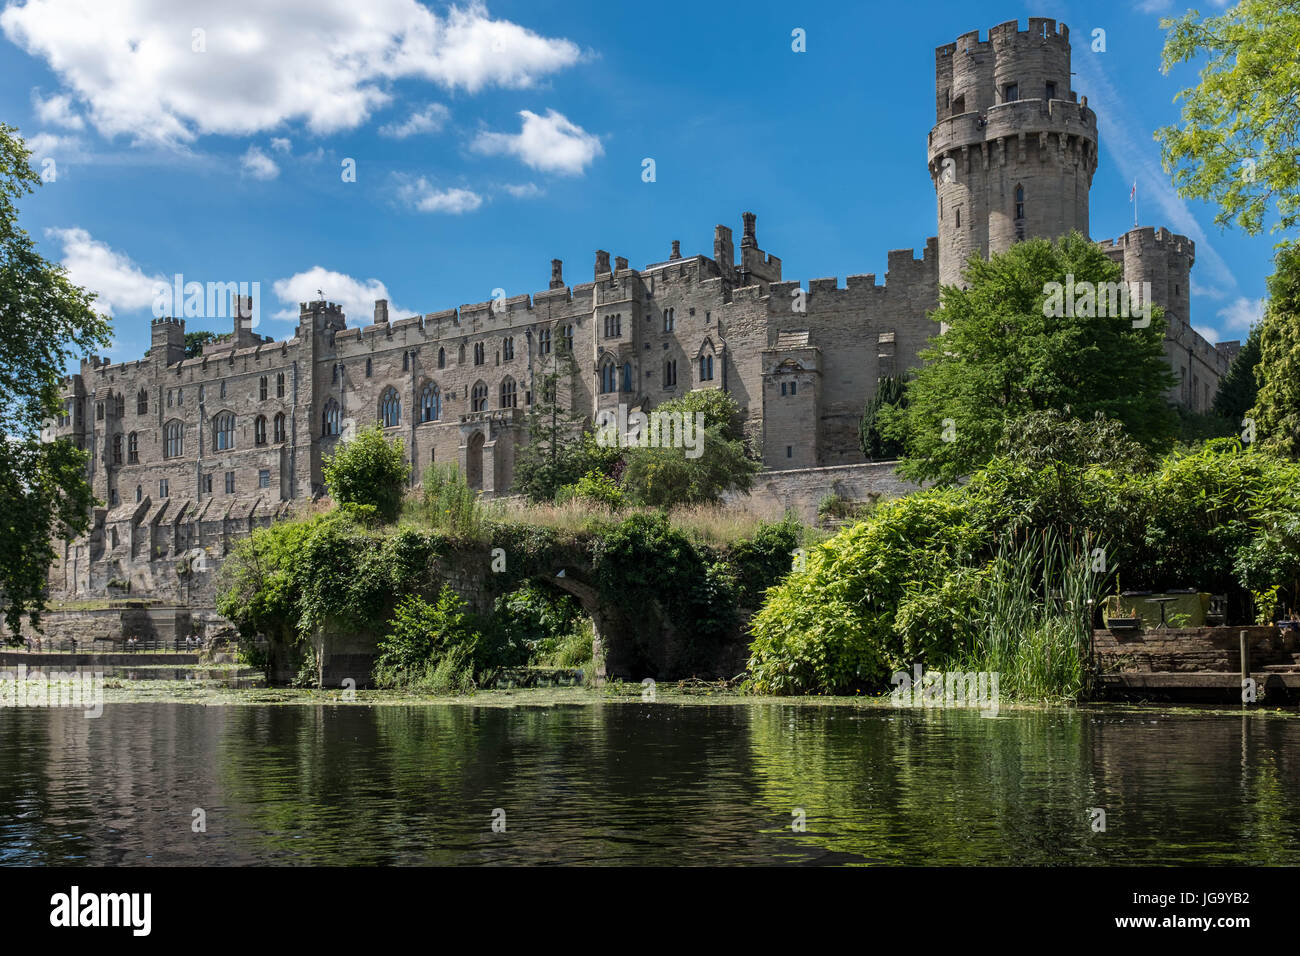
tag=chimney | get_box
[374,299,389,324]
[550,258,564,289]
[741,211,757,249]
[670,240,682,260]
[595,249,611,277]
[614,255,628,272]
[713,225,734,274]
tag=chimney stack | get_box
[374,299,389,324]
[595,249,611,277]
[614,255,628,272]
[741,211,757,249]
[670,240,681,260]
[550,258,564,289]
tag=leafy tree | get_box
[859,375,907,460]
[184,330,218,358]
[512,364,617,502]
[560,469,625,508]
[1155,0,1300,237]
[1212,324,1261,422]
[620,391,760,507]
[884,233,1177,484]
[1248,243,1300,457]
[0,125,110,640]
[321,423,411,522]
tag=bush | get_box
[419,463,485,539]
[560,469,625,509]
[372,586,481,688]
[322,424,411,523]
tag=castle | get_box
[44,17,1237,602]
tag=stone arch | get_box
[465,430,485,490]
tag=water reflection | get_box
[0,702,1295,865]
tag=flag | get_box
[1130,180,1137,202]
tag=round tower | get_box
[928,18,1099,288]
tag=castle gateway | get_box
[45,17,1236,602]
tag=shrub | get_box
[373,586,481,688]
[322,424,410,523]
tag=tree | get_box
[1248,243,1300,457]
[512,362,617,502]
[321,424,411,522]
[1155,1,1300,237]
[884,233,1177,485]
[620,391,761,507]
[0,126,110,640]
[1212,323,1261,422]
[859,375,907,460]
[184,330,217,358]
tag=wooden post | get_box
[1240,630,1250,682]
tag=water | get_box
[0,702,1295,865]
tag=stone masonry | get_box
[44,16,1237,604]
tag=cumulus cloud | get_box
[396,176,484,214]
[31,89,84,129]
[1217,296,1265,335]
[269,137,292,153]
[379,103,450,138]
[1,0,582,146]
[45,227,164,317]
[240,145,279,180]
[500,181,543,199]
[271,267,413,323]
[472,108,602,175]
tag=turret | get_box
[150,317,185,367]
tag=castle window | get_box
[699,354,714,381]
[538,328,552,355]
[277,373,285,398]
[137,389,148,415]
[163,420,184,459]
[503,336,514,361]
[214,412,235,451]
[225,472,235,494]
[380,387,401,427]
[332,364,339,384]
[438,347,446,368]
[258,469,270,489]
[220,381,226,399]
[136,485,142,503]
[259,375,268,401]
[110,492,118,510]
[177,388,183,406]
[955,208,961,228]
[273,413,286,443]
[115,394,125,418]
[1004,82,1018,103]
[322,400,340,437]
[474,342,485,365]
[471,382,488,412]
[402,352,409,372]
[1045,81,1057,101]
[159,478,169,499]
[600,361,617,394]
[420,383,441,422]
[128,432,139,463]
[663,308,675,332]
[500,377,517,408]
[167,390,173,409]
[199,385,205,404]
[112,434,123,465]
[431,447,436,463]
[605,314,622,338]
[366,358,373,378]
[1015,184,1025,220]
[663,360,677,388]
[621,363,632,392]
[559,323,574,352]
[787,446,793,459]
[951,94,965,116]
[97,401,105,420]
[203,474,213,494]
[254,415,268,446]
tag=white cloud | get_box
[31,89,84,129]
[501,182,543,199]
[1,1,582,147]
[472,109,602,175]
[22,131,84,161]
[45,227,164,317]
[379,103,450,138]
[271,267,414,323]
[1217,296,1265,335]
[269,137,292,153]
[241,145,279,180]
[396,176,484,214]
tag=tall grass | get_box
[956,529,1102,701]
[407,463,486,539]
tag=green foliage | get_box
[512,364,620,502]
[728,516,802,608]
[560,469,625,509]
[322,424,411,522]
[620,392,760,507]
[1213,324,1261,422]
[1248,243,1300,458]
[418,463,485,538]
[1155,1,1300,237]
[859,375,907,460]
[489,581,581,667]
[885,233,1177,485]
[373,586,479,681]
[184,330,218,358]
[0,125,111,640]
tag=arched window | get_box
[365,357,373,378]
[471,381,488,412]
[699,354,714,381]
[259,375,268,400]
[380,387,401,427]
[136,388,148,415]
[128,432,139,463]
[420,383,441,422]
[112,433,123,465]
[538,328,552,355]
[438,347,446,369]
[213,412,235,451]
[164,420,184,458]
[474,342,485,365]
[1015,184,1025,220]
[599,361,617,394]
[254,415,268,446]
[273,413,286,443]
[114,394,125,418]
[621,362,632,392]
[136,485,142,503]
[500,377,517,408]
[502,336,514,361]
[322,400,340,437]
[276,372,285,398]
[559,323,574,352]
[458,344,466,364]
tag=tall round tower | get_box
[928,18,1099,288]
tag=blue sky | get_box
[0,0,1276,362]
